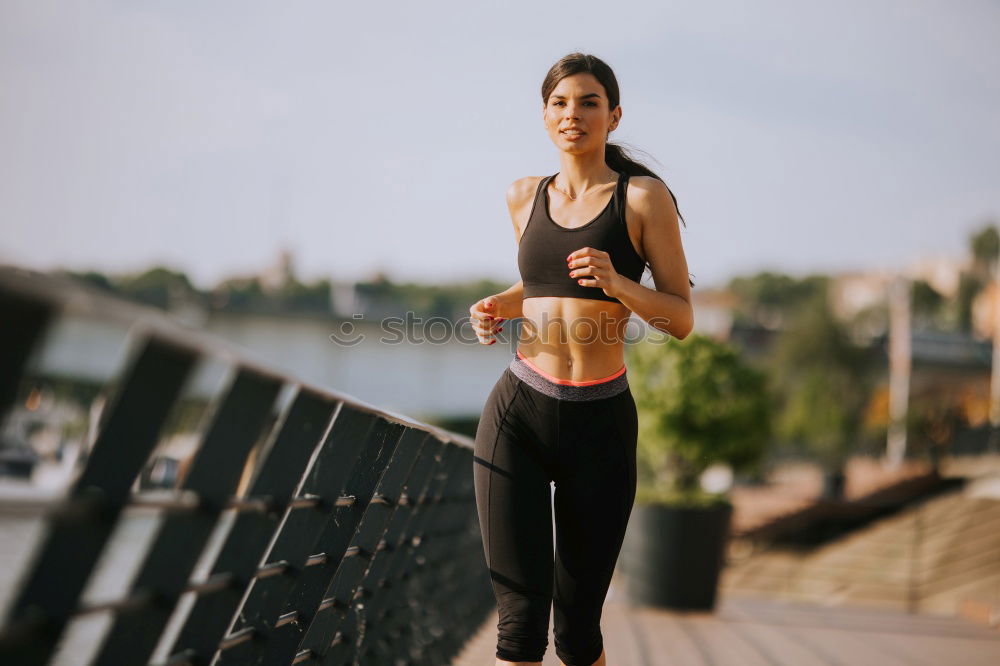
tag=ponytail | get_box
[605,141,695,289]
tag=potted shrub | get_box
[619,332,771,611]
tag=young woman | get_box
[469,52,694,666]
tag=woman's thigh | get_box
[473,371,553,600]
[473,369,559,661]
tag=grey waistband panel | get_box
[508,356,629,401]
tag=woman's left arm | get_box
[608,177,693,339]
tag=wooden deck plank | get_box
[633,608,710,666]
[684,614,775,666]
[599,582,647,665]
[720,619,833,666]
[871,632,1000,666]
[720,595,1000,639]
[450,593,1000,665]
[788,624,921,666]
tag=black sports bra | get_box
[517,171,645,304]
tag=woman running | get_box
[469,52,694,666]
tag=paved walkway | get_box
[452,572,1000,665]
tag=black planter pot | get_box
[618,501,733,611]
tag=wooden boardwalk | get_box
[451,572,1000,665]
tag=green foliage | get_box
[634,485,732,508]
[213,276,265,310]
[213,275,333,314]
[956,271,985,333]
[64,270,115,292]
[61,264,514,320]
[626,333,771,504]
[62,266,204,310]
[162,396,213,438]
[116,266,200,309]
[276,277,332,312]
[728,272,828,328]
[911,279,945,329]
[767,290,874,469]
[356,277,511,319]
[970,224,999,274]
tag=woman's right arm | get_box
[492,280,524,320]
[492,177,541,320]
[469,178,537,344]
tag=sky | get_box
[1,0,998,291]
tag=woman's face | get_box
[543,72,620,154]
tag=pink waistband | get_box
[515,349,626,386]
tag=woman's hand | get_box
[469,294,506,345]
[567,247,625,299]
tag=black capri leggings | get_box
[473,350,638,665]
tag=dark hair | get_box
[541,52,695,289]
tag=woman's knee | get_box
[553,625,603,666]
[552,596,605,665]
[495,592,551,662]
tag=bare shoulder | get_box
[625,175,679,224]
[505,176,545,211]
[505,176,546,242]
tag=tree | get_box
[727,271,827,329]
[970,224,999,277]
[911,279,945,330]
[767,289,875,498]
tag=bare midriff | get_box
[517,296,633,383]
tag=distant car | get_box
[140,455,180,489]
[0,434,41,479]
